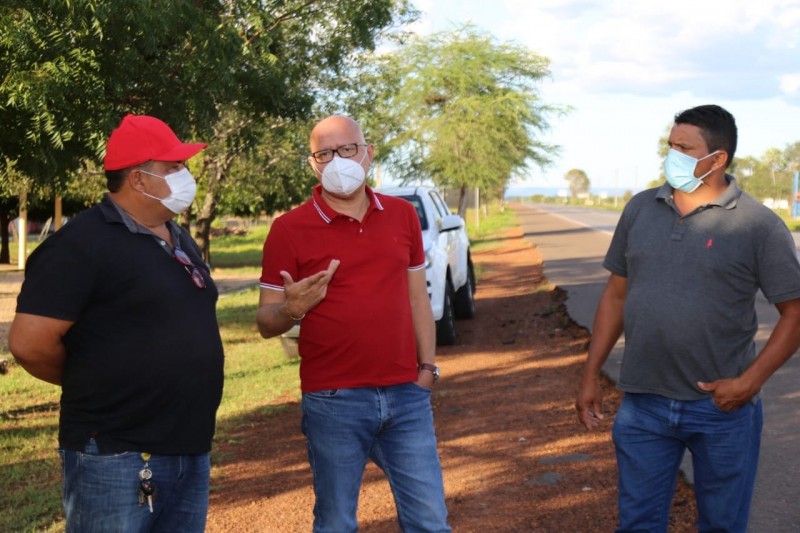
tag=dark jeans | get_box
[59,439,210,533]
[301,383,451,533]
[612,393,762,533]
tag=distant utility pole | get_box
[18,190,27,270]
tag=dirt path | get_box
[205,227,698,532]
[0,267,23,354]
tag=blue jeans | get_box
[612,393,762,533]
[58,439,210,533]
[301,383,451,533]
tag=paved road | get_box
[516,202,800,533]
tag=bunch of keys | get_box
[138,454,156,513]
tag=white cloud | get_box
[780,74,800,96]
[401,0,800,190]
[491,0,800,102]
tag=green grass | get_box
[0,370,62,532]
[464,204,518,251]
[7,239,42,266]
[212,287,301,426]
[0,206,516,531]
[209,224,268,269]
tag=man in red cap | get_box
[9,115,224,532]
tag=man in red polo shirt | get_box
[257,115,450,532]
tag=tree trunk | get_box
[0,212,9,264]
[457,184,469,218]
[194,156,231,266]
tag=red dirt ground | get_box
[205,225,698,532]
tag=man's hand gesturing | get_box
[281,259,340,319]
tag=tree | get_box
[190,0,417,262]
[1,1,243,185]
[785,142,800,216]
[1,1,248,262]
[564,168,590,199]
[219,117,315,219]
[363,25,561,216]
[1,1,417,263]
[761,147,790,206]
[731,155,759,195]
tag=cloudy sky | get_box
[408,0,800,192]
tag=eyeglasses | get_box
[174,247,207,289]
[311,143,367,164]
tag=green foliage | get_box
[362,25,563,211]
[1,0,243,182]
[564,168,590,198]
[217,116,318,217]
[1,0,419,263]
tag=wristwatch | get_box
[418,363,440,383]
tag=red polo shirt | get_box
[260,185,425,392]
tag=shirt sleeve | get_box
[259,217,296,291]
[16,234,96,321]
[406,201,425,270]
[602,204,632,277]
[756,218,800,304]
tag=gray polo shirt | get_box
[604,176,800,400]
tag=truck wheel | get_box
[454,260,476,319]
[436,282,457,345]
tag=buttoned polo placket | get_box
[658,179,740,243]
[106,198,183,258]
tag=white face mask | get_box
[140,168,197,214]
[314,150,368,196]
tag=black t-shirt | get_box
[16,196,224,454]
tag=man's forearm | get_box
[740,300,800,393]
[14,353,65,385]
[9,314,72,385]
[256,302,299,339]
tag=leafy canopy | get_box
[365,25,563,200]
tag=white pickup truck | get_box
[379,186,475,345]
[280,186,476,357]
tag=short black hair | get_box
[104,169,128,192]
[674,104,737,169]
[104,161,153,193]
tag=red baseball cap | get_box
[103,114,207,171]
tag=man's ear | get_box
[713,150,729,171]
[127,168,146,192]
[308,157,321,178]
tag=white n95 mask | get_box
[316,152,368,196]
[140,168,198,214]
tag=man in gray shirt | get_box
[575,104,800,532]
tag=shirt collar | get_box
[101,194,180,240]
[311,184,384,224]
[656,174,741,210]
